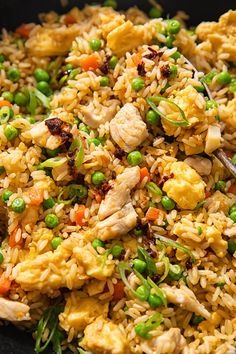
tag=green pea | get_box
[68,68,81,80]
[131,78,145,92]
[229,83,236,93]
[197,226,203,235]
[166,19,181,34]
[148,294,163,308]
[111,244,124,257]
[36,81,52,97]
[43,197,55,209]
[191,314,205,325]
[165,35,174,48]
[194,84,205,93]
[109,56,118,69]
[136,285,149,301]
[34,68,50,82]
[51,237,63,250]
[135,323,148,338]
[92,239,105,250]
[170,65,178,78]
[132,259,147,273]
[25,116,36,124]
[7,68,21,82]
[146,182,162,196]
[103,0,117,9]
[0,106,14,124]
[91,171,105,185]
[215,71,231,85]
[0,63,4,70]
[161,196,175,210]
[133,228,143,237]
[45,213,59,229]
[2,190,13,203]
[202,70,216,85]
[149,7,162,18]
[127,151,142,166]
[14,92,28,106]
[89,38,102,51]
[87,138,101,146]
[214,180,226,192]
[79,124,90,134]
[229,205,236,214]
[229,211,236,223]
[46,147,61,158]
[0,166,5,174]
[2,91,14,103]
[11,197,26,213]
[168,264,183,280]
[206,99,218,110]
[4,125,20,141]
[232,154,236,165]
[0,54,5,63]
[170,51,181,60]
[100,76,110,87]
[228,238,236,255]
[0,252,4,264]
[146,109,159,125]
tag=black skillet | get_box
[0,1,235,353]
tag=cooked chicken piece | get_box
[80,316,130,354]
[196,11,236,62]
[161,285,211,319]
[14,236,88,292]
[29,122,62,149]
[26,25,81,56]
[98,167,140,220]
[59,292,108,333]
[205,225,227,258]
[0,297,30,322]
[205,125,221,154]
[107,20,145,57]
[79,99,119,128]
[184,156,212,176]
[94,202,137,241]
[205,190,231,214]
[163,162,205,210]
[74,244,114,280]
[141,328,186,354]
[110,103,148,153]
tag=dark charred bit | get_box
[68,158,75,175]
[137,62,146,76]
[185,259,193,270]
[57,69,71,81]
[144,47,163,61]
[161,64,171,78]
[158,173,174,188]
[148,248,157,258]
[67,150,75,158]
[45,118,73,143]
[118,249,125,261]
[75,174,85,184]
[111,171,116,180]
[151,274,161,283]
[100,181,112,196]
[136,219,149,235]
[114,147,126,159]
[100,55,112,75]
[68,158,75,167]
[164,135,175,144]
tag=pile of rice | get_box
[0,3,236,354]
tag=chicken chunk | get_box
[107,20,147,57]
[110,103,148,153]
[59,292,108,333]
[98,167,140,220]
[26,24,81,56]
[29,121,62,150]
[196,11,236,62]
[141,328,186,354]
[184,156,212,176]
[79,99,119,128]
[80,316,130,354]
[205,225,227,258]
[0,297,30,322]
[163,161,205,210]
[94,202,137,241]
[161,285,211,319]
[205,125,221,154]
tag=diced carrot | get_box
[75,205,86,226]
[9,226,23,248]
[64,14,76,25]
[228,184,236,195]
[0,276,11,294]
[205,190,212,198]
[146,207,165,221]
[132,52,143,66]
[25,188,44,206]
[112,281,125,301]
[80,54,99,72]
[94,192,102,203]
[0,100,12,108]
[140,167,150,182]
[15,24,32,38]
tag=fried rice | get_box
[0,2,236,354]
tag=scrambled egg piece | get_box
[80,316,130,354]
[205,225,227,258]
[206,191,231,214]
[59,292,108,333]
[196,11,236,62]
[100,8,125,37]
[107,20,148,57]
[74,244,114,280]
[163,161,205,210]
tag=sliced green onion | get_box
[37,157,67,169]
[0,106,13,124]
[35,89,51,110]
[147,96,189,127]
[157,256,170,284]
[27,89,38,115]
[134,313,163,339]
[146,181,162,196]
[155,234,195,262]
[137,247,157,276]
[69,137,84,169]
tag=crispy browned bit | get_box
[158,173,174,188]
[144,47,163,61]
[161,64,171,78]
[185,259,193,270]
[57,69,71,81]
[111,171,116,179]
[45,117,73,142]
[100,181,112,196]
[137,62,146,76]
[114,147,126,159]
[100,55,112,74]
